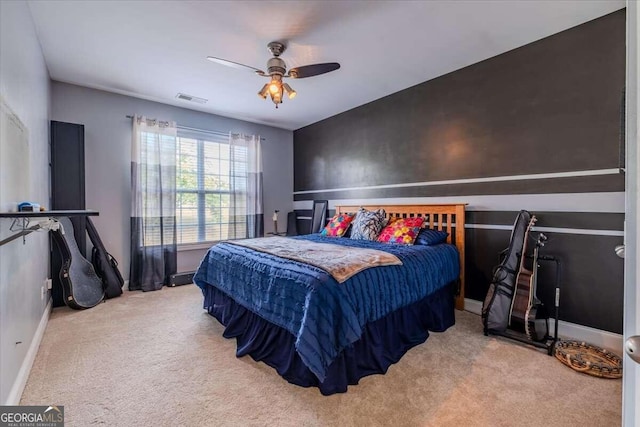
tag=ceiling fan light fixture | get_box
[263,77,285,107]
[283,83,296,99]
[272,87,283,102]
[269,81,281,95]
[208,41,339,109]
[257,83,269,99]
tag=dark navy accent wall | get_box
[292,10,626,334]
[295,10,625,194]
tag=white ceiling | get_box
[27,0,624,131]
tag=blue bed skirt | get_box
[202,282,456,395]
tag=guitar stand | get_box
[488,255,561,356]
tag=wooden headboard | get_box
[335,204,466,311]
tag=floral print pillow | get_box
[320,213,355,237]
[349,207,387,241]
[377,217,425,245]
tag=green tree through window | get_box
[176,133,247,245]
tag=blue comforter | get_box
[194,234,459,382]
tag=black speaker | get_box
[50,121,86,307]
[286,211,298,236]
[169,271,195,287]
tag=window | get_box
[176,131,248,245]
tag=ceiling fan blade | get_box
[206,56,265,75]
[287,63,340,79]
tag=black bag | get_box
[482,210,532,334]
[86,217,124,299]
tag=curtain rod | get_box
[125,115,265,141]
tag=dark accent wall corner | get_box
[293,10,626,334]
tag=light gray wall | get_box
[51,82,293,277]
[0,1,51,404]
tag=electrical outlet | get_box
[41,278,51,300]
[46,278,52,290]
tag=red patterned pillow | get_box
[320,213,355,237]
[377,217,425,245]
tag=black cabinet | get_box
[50,121,86,306]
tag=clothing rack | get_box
[0,210,99,246]
[125,115,265,140]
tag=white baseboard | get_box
[5,298,52,405]
[464,298,484,316]
[464,298,623,355]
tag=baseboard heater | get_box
[169,271,195,287]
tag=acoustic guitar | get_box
[86,217,124,299]
[508,215,537,334]
[50,217,105,309]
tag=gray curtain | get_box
[228,133,263,238]
[129,116,177,291]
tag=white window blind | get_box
[176,129,248,245]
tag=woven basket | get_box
[554,340,622,379]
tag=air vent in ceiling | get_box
[176,93,208,104]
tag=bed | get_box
[194,204,466,395]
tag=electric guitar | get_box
[508,215,536,333]
[524,233,549,342]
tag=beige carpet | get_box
[21,285,621,426]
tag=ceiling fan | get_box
[207,41,340,108]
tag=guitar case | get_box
[86,217,124,299]
[50,217,105,309]
[482,210,532,334]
